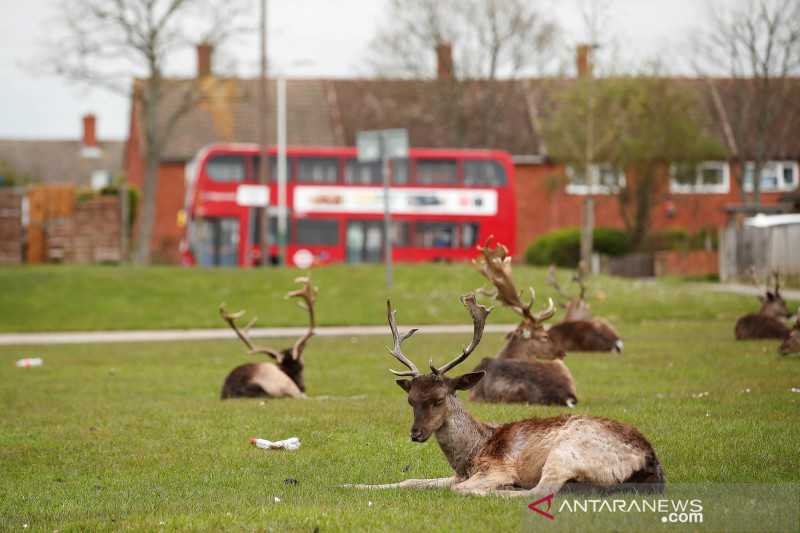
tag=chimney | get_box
[436,42,454,80]
[82,114,97,147]
[197,42,213,78]
[576,44,593,78]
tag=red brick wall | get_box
[513,162,787,255]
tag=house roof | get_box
[131,75,800,164]
[0,139,124,186]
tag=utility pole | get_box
[578,44,596,272]
[257,0,270,266]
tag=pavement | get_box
[691,283,800,301]
[0,324,517,346]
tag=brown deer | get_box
[347,294,664,497]
[735,270,791,340]
[779,311,800,355]
[470,240,577,406]
[546,264,623,353]
[218,277,317,399]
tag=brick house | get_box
[125,45,799,264]
[0,114,124,188]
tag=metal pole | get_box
[277,77,287,265]
[382,135,393,289]
[257,0,270,266]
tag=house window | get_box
[294,218,339,245]
[743,161,799,192]
[207,155,246,182]
[669,161,730,194]
[417,159,458,185]
[298,157,339,184]
[565,164,625,195]
[345,159,383,185]
[464,160,507,187]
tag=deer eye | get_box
[433,398,445,407]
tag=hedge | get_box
[525,227,630,267]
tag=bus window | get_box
[298,157,339,184]
[464,160,506,187]
[294,218,339,245]
[190,217,240,266]
[206,155,246,182]
[417,159,458,185]
[252,155,281,181]
[345,159,382,185]
[249,209,278,247]
[414,222,479,249]
[391,158,409,184]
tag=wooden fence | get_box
[719,222,800,281]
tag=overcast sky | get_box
[0,0,712,141]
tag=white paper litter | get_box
[16,358,43,368]
[250,437,300,450]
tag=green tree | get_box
[544,75,726,250]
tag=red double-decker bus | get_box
[180,144,516,267]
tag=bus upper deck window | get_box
[391,158,409,184]
[417,159,458,185]
[206,155,246,182]
[464,160,506,187]
[298,157,338,184]
[345,160,382,185]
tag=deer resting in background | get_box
[734,270,791,340]
[779,311,800,355]
[348,294,664,497]
[470,240,577,406]
[546,264,623,353]
[218,277,317,399]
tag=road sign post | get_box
[356,129,409,289]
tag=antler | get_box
[547,265,570,305]
[219,305,284,360]
[573,261,588,300]
[386,300,421,377]
[772,270,781,296]
[474,237,555,326]
[286,276,318,360]
[432,293,492,375]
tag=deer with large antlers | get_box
[735,269,791,340]
[347,294,664,497]
[546,264,623,353]
[469,239,577,406]
[218,277,317,399]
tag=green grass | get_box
[0,264,792,332]
[1,321,799,531]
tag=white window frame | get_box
[742,161,799,192]
[565,164,626,195]
[669,161,730,194]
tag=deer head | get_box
[389,294,491,442]
[474,238,555,329]
[751,268,791,319]
[219,276,317,392]
[547,263,592,322]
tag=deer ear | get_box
[395,379,412,392]
[766,292,776,301]
[450,371,485,391]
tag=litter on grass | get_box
[16,358,43,368]
[251,437,300,450]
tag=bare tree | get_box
[38,0,252,264]
[366,0,558,80]
[693,0,800,204]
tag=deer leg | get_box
[482,454,575,498]
[343,477,457,490]
[451,470,516,496]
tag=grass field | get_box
[0,264,793,332]
[1,265,799,531]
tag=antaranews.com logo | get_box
[528,493,704,524]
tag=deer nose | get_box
[410,429,425,442]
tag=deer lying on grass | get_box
[218,277,317,399]
[735,270,791,340]
[779,312,800,355]
[546,264,623,353]
[470,240,577,406]
[347,294,664,497]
